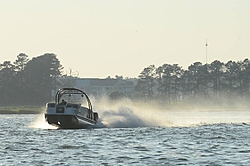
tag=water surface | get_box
[0,110,250,165]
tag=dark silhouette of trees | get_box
[14,53,29,71]
[135,65,156,98]
[225,60,239,96]
[23,53,63,105]
[0,61,15,105]
[186,62,209,100]
[1,52,250,106]
[209,60,225,100]
[160,64,173,103]
[243,59,250,98]
[171,64,184,103]
[238,59,250,98]
[12,53,29,105]
[0,53,63,106]
[136,58,250,105]
[154,64,183,103]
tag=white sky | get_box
[1,0,250,78]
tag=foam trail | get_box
[92,96,250,128]
[92,97,173,128]
[30,97,250,129]
[29,114,57,129]
[167,110,250,126]
[96,107,147,128]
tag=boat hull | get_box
[45,88,98,129]
[45,114,96,129]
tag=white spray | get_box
[30,96,250,129]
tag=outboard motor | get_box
[93,112,99,122]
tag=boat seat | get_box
[66,103,80,108]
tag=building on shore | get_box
[56,77,135,97]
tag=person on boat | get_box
[61,99,67,105]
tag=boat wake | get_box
[30,96,250,129]
[93,97,250,128]
[95,107,150,128]
[29,114,57,129]
[93,98,173,128]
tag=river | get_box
[1,107,250,165]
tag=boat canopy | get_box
[55,88,92,112]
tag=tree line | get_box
[135,59,250,105]
[0,53,63,106]
[1,53,249,106]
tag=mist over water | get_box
[92,97,160,128]
[92,96,250,128]
[30,96,250,129]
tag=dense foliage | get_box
[0,53,63,106]
[1,53,249,106]
[135,59,250,105]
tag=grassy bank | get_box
[0,106,44,114]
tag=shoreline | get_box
[1,103,249,114]
[0,106,44,114]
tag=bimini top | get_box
[55,88,92,112]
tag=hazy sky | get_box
[1,0,250,78]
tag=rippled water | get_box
[1,109,250,165]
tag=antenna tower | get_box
[205,39,208,64]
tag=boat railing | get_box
[47,103,56,107]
